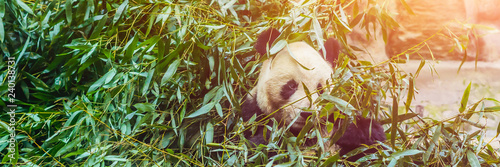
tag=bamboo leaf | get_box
[113,0,128,24]
[270,39,287,55]
[349,14,363,28]
[405,76,414,112]
[186,102,215,118]
[141,69,154,96]
[80,43,96,65]
[55,136,83,157]
[389,150,423,167]
[134,103,155,112]
[459,82,471,113]
[205,122,214,144]
[104,155,127,162]
[123,35,138,62]
[0,0,3,42]
[321,94,355,115]
[16,0,33,15]
[467,150,480,167]
[497,122,500,137]
[424,124,442,163]
[161,59,181,86]
[0,0,4,17]
[332,4,352,31]
[296,117,314,144]
[0,18,4,43]
[215,103,223,118]
[65,0,72,23]
[391,96,398,147]
[63,149,86,159]
[302,82,312,106]
[88,69,117,92]
[22,71,50,90]
[337,4,351,31]
[312,16,325,54]
[320,154,339,167]
[415,59,425,78]
[399,0,414,15]
[89,15,108,39]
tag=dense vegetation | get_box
[1,0,499,166]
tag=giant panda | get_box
[241,28,386,161]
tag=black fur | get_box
[241,94,270,145]
[240,94,313,146]
[321,38,341,64]
[336,116,386,161]
[280,80,298,99]
[255,28,281,55]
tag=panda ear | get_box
[255,28,281,55]
[321,38,341,65]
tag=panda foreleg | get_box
[335,116,386,161]
[240,95,271,146]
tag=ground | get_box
[397,60,500,148]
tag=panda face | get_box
[252,41,334,130]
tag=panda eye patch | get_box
[317,83,324,94]
[280,80,298,99]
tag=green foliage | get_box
[0,0,499,166]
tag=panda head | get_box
[243,28,386,161]
[246,28,341,133]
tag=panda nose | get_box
[300,111,313,119]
